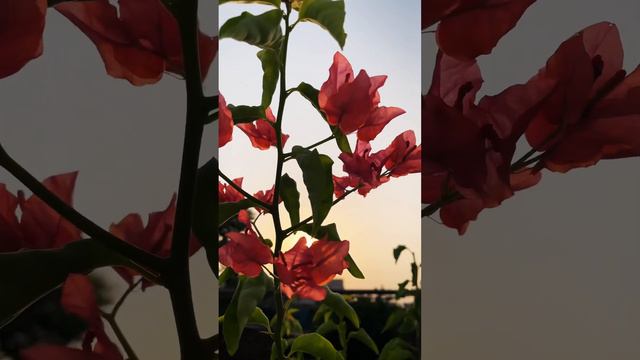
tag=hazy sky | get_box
[422,1,640,359]
[219,0,421,290]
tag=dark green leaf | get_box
[228,104,266,124]
[298,223,364,279]
[219,267,236,285]
[298,0,347,48]
[347,328,379,354]
[393,245,407,263]
[397,316,418,334]
[289,333,342,360]
[379,338,414,360]
[220,0,281,7]
[0,239,125,328]
[322,288,359,328]
[295,82,351,153]
[382,308,406,333]
[219,199,254,226]
[291,147,333,235]
[220,9,283,48]
[257,49,280,108]
[223,273,270,355]
[316,319,338,336]
[280,174,300,226]
[193,157,219,277]
[411,262,418,287]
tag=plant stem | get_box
[0,145,165,276]
[167,0,208,358]
[282,135,335,160]
[111,279,142,318]
[218,169,272,210]
[271,7,293,360]
[101,310,139,360]
[283,187,358,236]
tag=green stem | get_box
[271,7,293,360]
[282,135,335,160]
[283,187,358,236]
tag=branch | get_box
[218,170,272,211]
[101,311,139,360]
[283,187,358,236]
[0,145,165,275]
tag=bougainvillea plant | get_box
[422,0,640,236]
[0,0,218,359]
[218,0,420,358]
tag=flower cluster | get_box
[0,0,217,84]
[424,8,640,234]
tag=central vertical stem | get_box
[271,5,293,359]
[167,1,208,358]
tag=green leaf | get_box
[291,147,333,235]
[312,303,331,324]
[220,9,283,48]
[289,333,342,360]
[223,273,270,355]
[411,262,419,287]
[316,319,338,336]
[347,328,379,354]
[0,239,126,328]
[382,308,406,333]
[248,307,271,331]
[220,0,281,7]
[322,288,359,328]
[393,245,407,263]
[298,0,347,48]
[228,104,266,124]
[295,82,351,153]
[219,199,254,226]
[298,223,364,279]
[379,338,414,360]
[193,157,219,277]
[257,49,280,108]
[280,174,300,226]
[219,267,236,285]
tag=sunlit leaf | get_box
[220,9,283,48]
[298,0,347,48]
[257,48,280,108]
[228,104,266,124]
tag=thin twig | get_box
[101,311,139,360]
[218,170,272,210]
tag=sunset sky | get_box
[219,1,421,290]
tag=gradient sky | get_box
[423,1,640,359]
[219,0,421,290]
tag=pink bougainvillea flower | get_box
[237,108,289,150]
[381,130,422,177]
[219,177,245,203]
[335,140,390,197]
[219,230,272,278]
[22,274,123,360]
[55,0,217,85]
[18,172,82,250]
[516,22,640,172]
[423,0,536,60]
[0,0,47,79]
[275,237,349,301]
[219,94,234,148]
[319,52,405,141]
[109,195,200,288]
[0,173,81,252]
[422,50,548,233]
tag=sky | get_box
[219,0,421,291]
[422,1,640,359]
